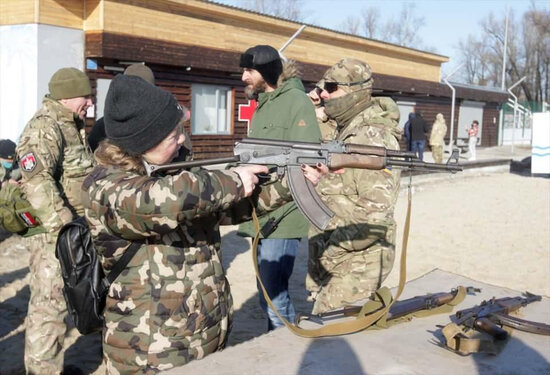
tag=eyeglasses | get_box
[323,78,371,94]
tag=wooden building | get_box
[0,0,508,158]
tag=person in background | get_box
[306,58,402,314]
[16,67,95,374]
[0,139,20,185]
[403,112,414,151]
[467,120,479,161]
[87,63,193,160]
[83,74,324,373]
[429,113,447,163]
[237,45,322,331]
[409,110,429,161]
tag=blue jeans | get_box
[411,140,426,161]
[257,238,299,330]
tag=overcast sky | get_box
[215,0,547,78]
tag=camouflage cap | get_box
[322,58,373,93]
[48,67,92,99]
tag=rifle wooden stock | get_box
[474,317,509,340]
[328,154,386,170]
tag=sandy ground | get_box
[0,169,549,374]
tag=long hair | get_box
[94,139,145,174]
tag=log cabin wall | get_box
[86,59,251,159]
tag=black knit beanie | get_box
[239,45,283,86]
[0,139,16,159]
[104,75,183,154]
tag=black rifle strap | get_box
[105,242,142,286]
[260,204,297,237]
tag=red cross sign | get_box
[238,99,257,134]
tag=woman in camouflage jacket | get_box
[82,75,320,374]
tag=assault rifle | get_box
[295,286,478,326]
[144,138,463,230]
[453,292,550,339]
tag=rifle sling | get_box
[249,176,414,338]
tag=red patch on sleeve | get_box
[20,152,37,172]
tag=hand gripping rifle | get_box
[143,138,463,230]
[452,292,550,340]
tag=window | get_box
[191,84,232,135]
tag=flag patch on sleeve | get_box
[20,152,37,172]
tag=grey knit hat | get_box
[104,75,182,154]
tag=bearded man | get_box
[237,45,321,330]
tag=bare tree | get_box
[337,3,425,48]
[243,0,306,22]
[456,4,550,107]
[339,15,361,35]
[360,7,380,39]
[381,3,425,48]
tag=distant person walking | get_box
[429,113,447,163]
[410,110,429,160]
[467,120,479,161]
[403,112,414,151]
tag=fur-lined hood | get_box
[276,60,300,86]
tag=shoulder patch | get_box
[19,152,44,179]
[297,119,306,127]
[20,152,37,172]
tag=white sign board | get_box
[531,112,550,174]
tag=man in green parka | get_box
[237,45,321,330]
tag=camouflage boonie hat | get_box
[322,58,373,93]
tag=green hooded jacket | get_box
[238,65,321,239]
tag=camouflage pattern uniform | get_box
[429,113,447,163]
[306,59,403,314]
[16,96,95,374]
[82,164,290,374]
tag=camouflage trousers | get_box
[432,145,444,164]
[25,233,68,375]
[306,229,395,315]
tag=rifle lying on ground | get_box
[144,138,463,230]
[452,292,550,339]
[295,287,478,326]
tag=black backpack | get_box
[55,217,141,334]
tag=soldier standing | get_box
[306,58,403,314]
[237,45,321,330]
[16,67,95,374]
[430,113,447,163]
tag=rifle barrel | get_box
[388,158,463,172]
[148,156,240,173]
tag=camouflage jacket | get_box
[314,97,403,249]
[16,96,95,234]
[429,119,447,146]
[0,164,21,184]
[82,165,290,373]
